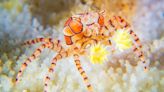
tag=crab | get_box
[15,11,148,92]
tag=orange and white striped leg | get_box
[44,51,68,92]
[16,39,64,83]
[22,38,53,46]
[128,29,142,48]
[16,43,52,83]
[73,54,93,92]
[107,16,118,37]
[132,44,148,71]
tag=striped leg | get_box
[16,39,64,83]
[107,16,148,71]
[132,44,148,71]
[73,54,93,92]
[44,51,68,92]
[16,43,52,83]
[23,38,53,46]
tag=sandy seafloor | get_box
[0,0,164,92]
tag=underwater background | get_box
[0,0,164,92]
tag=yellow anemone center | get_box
[89,44,108,64]
[113,29,133,51]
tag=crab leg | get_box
[22,38,53,46]
[44,51,68,92]
[16,43,51,83]
[132,44,148,71]
[16,39,63,83]
[73,54,93,92]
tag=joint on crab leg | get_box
[22,38,53,46]
[44,51,68,92]
[73,54,93,92]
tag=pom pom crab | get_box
[16,11,148,92]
